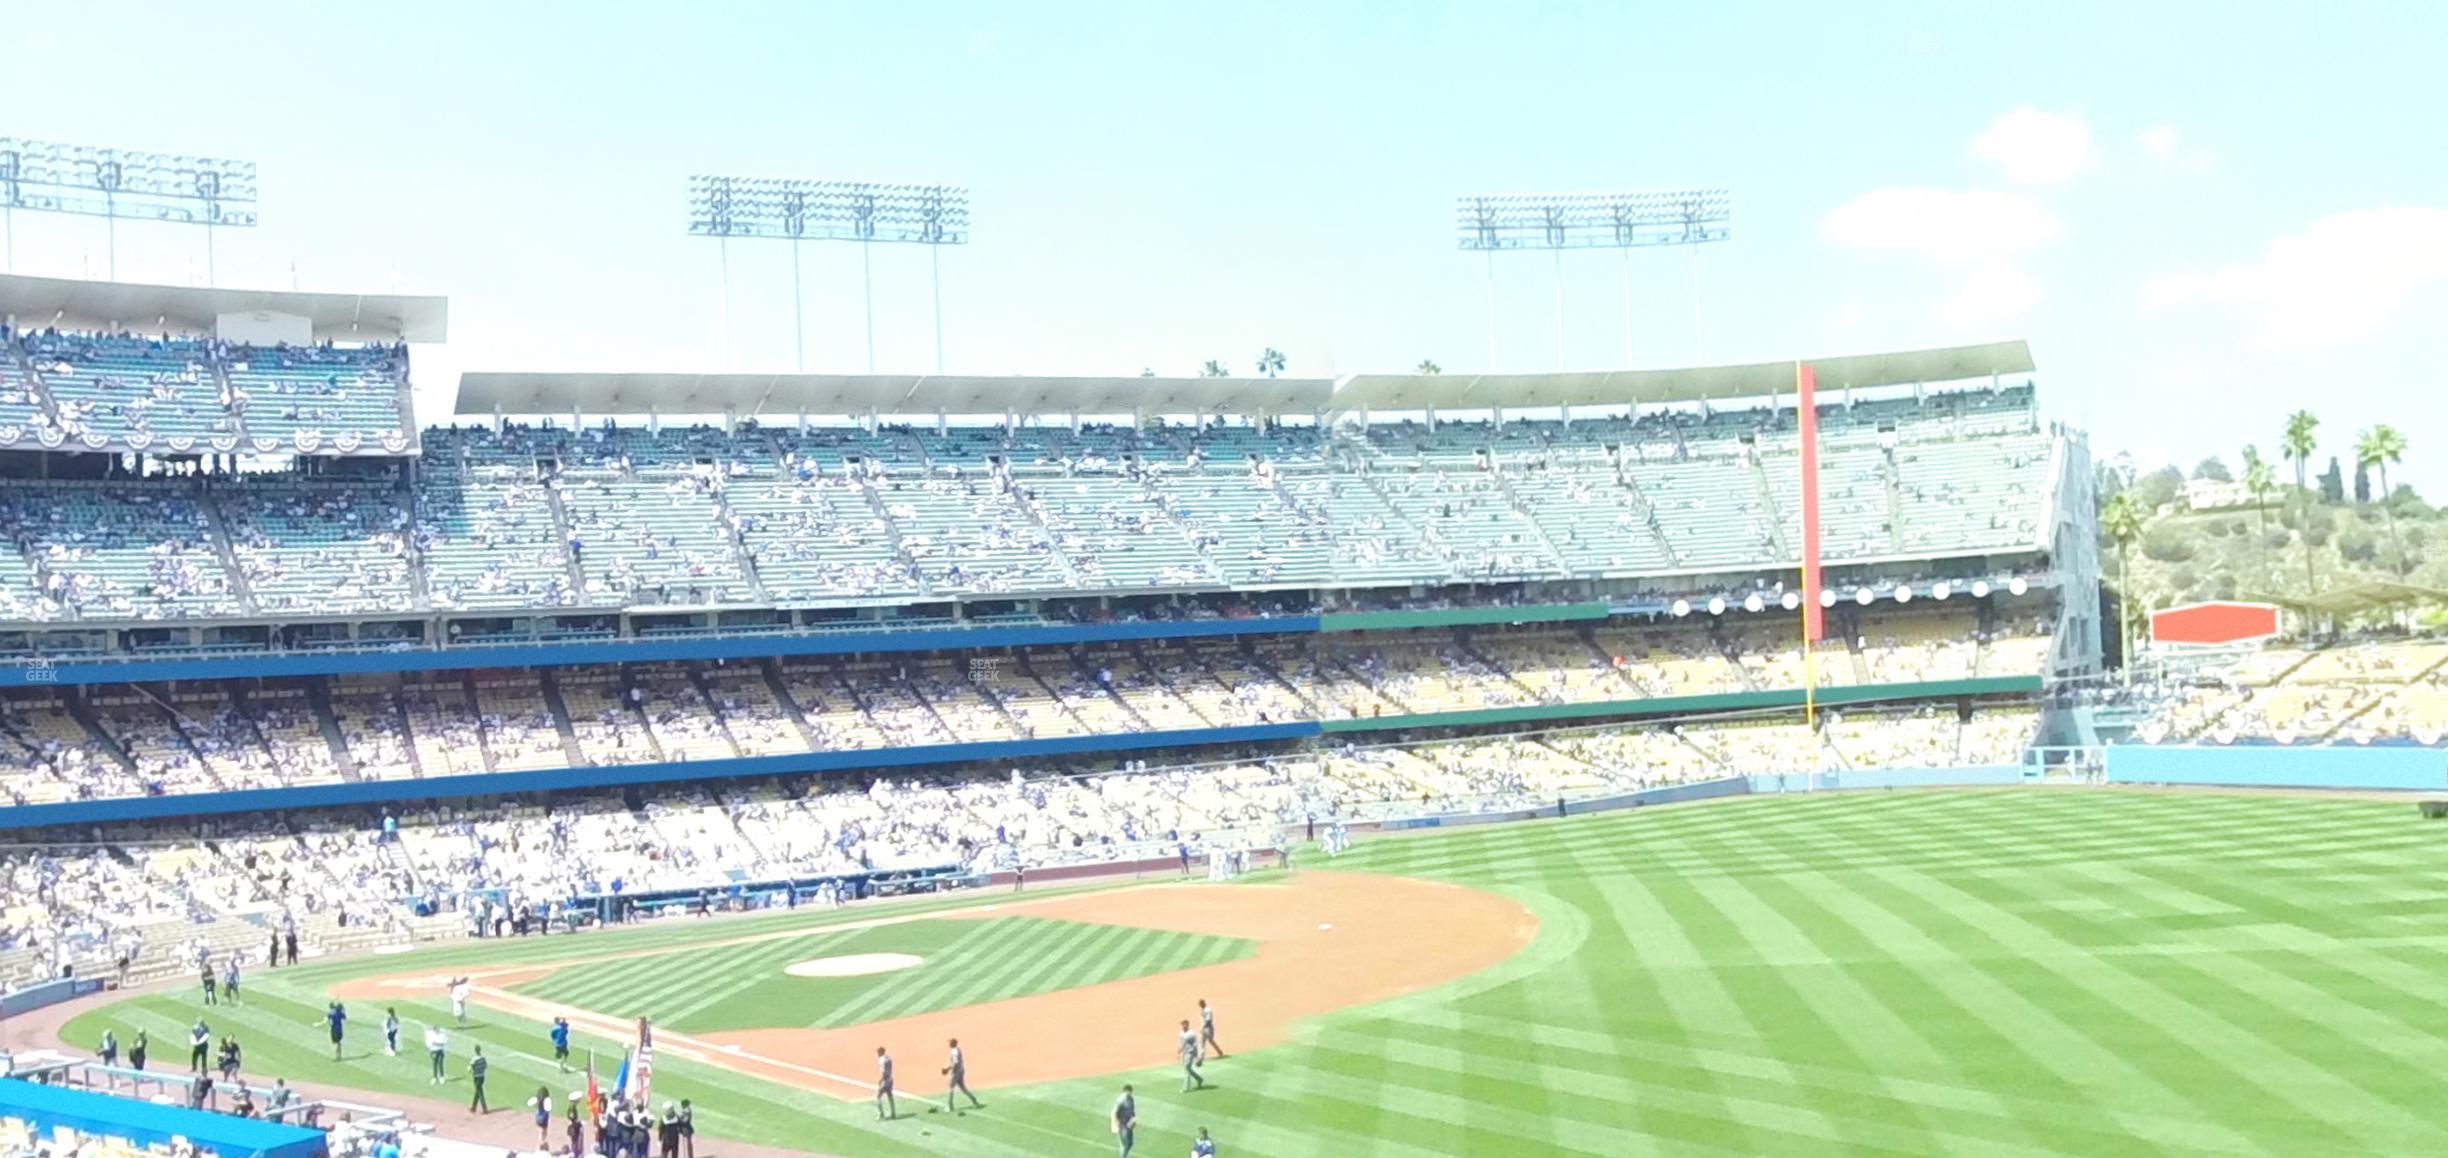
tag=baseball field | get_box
[60,789,2448,1156]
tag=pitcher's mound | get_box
[784,953,924,978]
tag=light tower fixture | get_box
[1455,188,1731,371]
[0,137,258,283]
[688,176,970,373]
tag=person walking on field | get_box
[1177,1020,1207,1092]
[550,1017,571,1072]
[1110,1084,1137,1158]
[326,1001,348,1060]
[468,1046,491,1114]
[941,1038,982,1113]
[188,1018,211,1071]
[874,1047,896,1121]
[1199,999,1225,1059]
[426,1024,449,1084]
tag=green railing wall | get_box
[1319,602,1612,633]
[1317,675,2041,734]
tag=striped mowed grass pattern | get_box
[69,789,2448,1155]
[513,916,1254,1032]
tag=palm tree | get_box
[1256,348,1287,378]
[2102,490,2147,672]
[2240,445,2275,533]
[1416,359,1442,375]
[2281,410,2319,594]
[2357,424,2409,574]
[1199,360,1229,378]
[2242,444,2277,589]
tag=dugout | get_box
[0,1078,327,1158]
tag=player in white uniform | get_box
[874,1047,896,1120]
[1178,1020,1206,1091]
[1198,999,1225,1059]
[941,1038,981,1112]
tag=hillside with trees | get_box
[2097,416,2439,646]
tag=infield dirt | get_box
[336,869,1536,1098]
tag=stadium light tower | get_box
[0,138,258,284]
[1456,188,1730,370]
[688,176,969,374]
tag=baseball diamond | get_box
[44,788,2448,1156]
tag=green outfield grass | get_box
[513,915,1253,1033]
[68,790,2448,1156]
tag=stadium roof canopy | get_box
[454,372,1335,417]
[0,272,448,343]
[1329,340,2033,412]
[454,340,2031,419]
[2254,581,2448,620]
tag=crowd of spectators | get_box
[0,701,2042,983]
[2124,635,2448,745]
[0,385,2058,622]
[0,619,2057,805]
[5,328,409,451]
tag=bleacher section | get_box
[2129,637,2448,745]
[0,385,2056,623]
[6,331,410,454]
[0,616,2046,808]
[0,698,2041,983]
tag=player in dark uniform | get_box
[1111,1084,1137,1158]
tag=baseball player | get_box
[1198,999,1225,1059]
[941,1037,982,1112]
[449,976,472,1026]
[325,1001,347,1060]
[874,1046,896,1120]
[1177,1020,1206,1092]
[1192,1126,1217,1157]
[1110,1084,1137,1158]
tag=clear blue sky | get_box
[2,2,2442,490]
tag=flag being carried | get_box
[586,1051,604,1123]
[633,1018,655,1108]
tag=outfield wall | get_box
[1747,765,2032,793]
[2105,745,2448,791]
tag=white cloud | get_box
[2141,206,2448,348]
[1936,261,2044,325]
[1822,187,2066,264]
[1972,107,2096,185]
[2139,126,2213,173]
